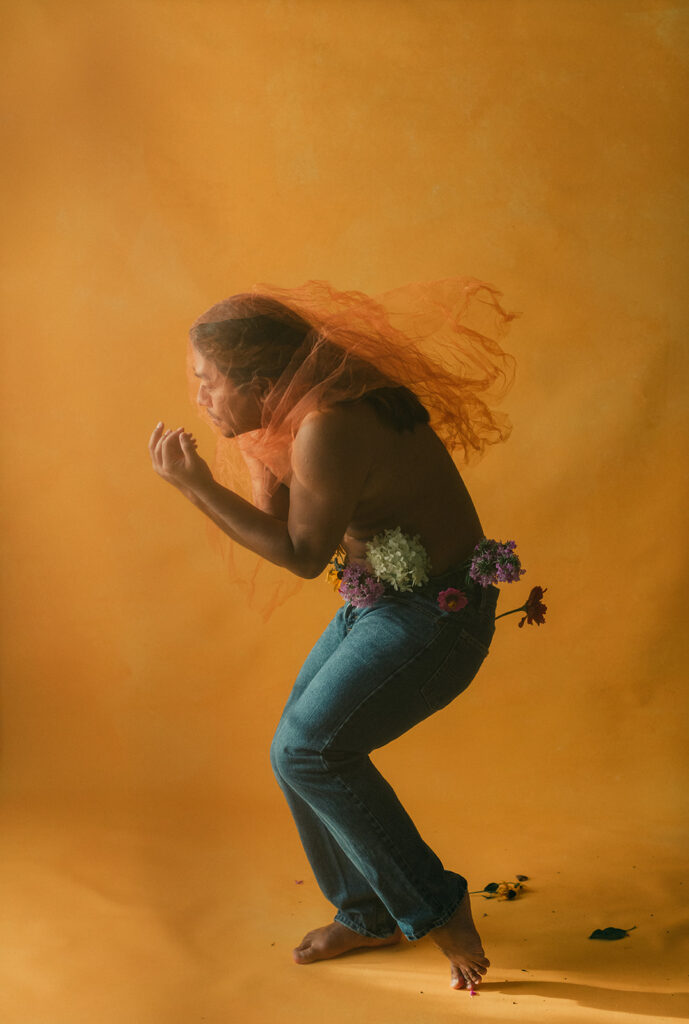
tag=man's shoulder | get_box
[295,404,369,449]
[291,405,373,482]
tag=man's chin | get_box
[208,416,234,438]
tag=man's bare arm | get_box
[149,412,371,578]
[237,441,291,520]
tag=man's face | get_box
[192,347,265,437]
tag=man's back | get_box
[292,401,484,575]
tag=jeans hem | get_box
[334,910,399,940]
[399,883,468,942]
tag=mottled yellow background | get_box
[1,1,688,1022]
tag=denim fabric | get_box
[270,565,499,942]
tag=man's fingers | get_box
[149,421,165,455]
[157,427,173,451]
[150,424,199,476]
[160,427,185,471]
[154,428,173,464]
[180,431,200,460]
[161,427,183,450]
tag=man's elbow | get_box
[293,560,327,581]
[289,547,330,580]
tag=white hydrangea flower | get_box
[366,527,431,592]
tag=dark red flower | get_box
[518,586,547,628]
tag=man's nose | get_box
[197,385,208,407]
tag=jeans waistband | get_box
[419,557,474,594]
[417,557,499,614]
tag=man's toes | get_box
[466,967,480,986]
[293,944,313,964]
[461,967,475,988]
[449,964,466,989]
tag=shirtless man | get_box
[149,305,496,991]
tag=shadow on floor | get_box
[485,980,689,1018]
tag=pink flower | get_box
[437,587,468,613]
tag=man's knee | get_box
[270,718,322,784]
[270,717,303,781]
[269,724,288,779]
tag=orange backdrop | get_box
[1,2,688,1022]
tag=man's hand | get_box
[149,422,215,494]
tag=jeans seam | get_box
[318,750,445,912]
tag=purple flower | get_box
[469,538,525,587]
[338,564,386,608]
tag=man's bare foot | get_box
[431,890,490,990]
[293,921,402,964]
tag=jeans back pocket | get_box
[420,627,491,713]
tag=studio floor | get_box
[2,795,687,1024]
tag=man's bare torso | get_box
[292,402,484,576]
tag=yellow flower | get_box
[327,546,347,591]
[496,881,522,900]
[327,565,342,591]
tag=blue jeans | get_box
[270,566,499,942]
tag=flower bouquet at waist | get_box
[328,532,547,628]
[327,527,431,608]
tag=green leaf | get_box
[588,926,637,941]
[483,882,499,892]
[516,874,529,881]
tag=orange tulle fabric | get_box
[185,276,522,610]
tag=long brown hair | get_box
[190,292,430,432]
